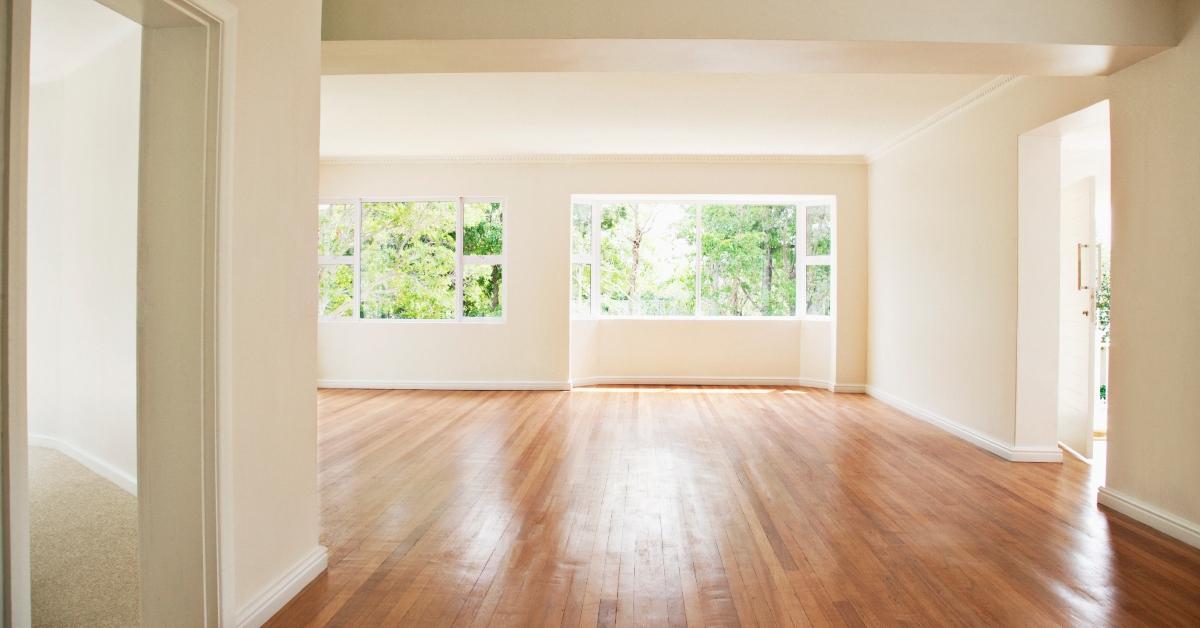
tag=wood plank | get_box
[266,387,1200,627]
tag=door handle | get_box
[1076,243,1089,291]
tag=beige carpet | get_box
[30,447,139,627]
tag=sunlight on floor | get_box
[570,386,808,395]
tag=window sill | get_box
[319,317,507,325]
[571,316,831,322]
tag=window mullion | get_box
[591,202,600,317]
[694,205,702,317]
[455,197,465,321]
[353,198,362,319]
[798,204,806,317]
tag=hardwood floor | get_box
[267,387,1200,627]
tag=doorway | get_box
[1058,117,1112,462]
[28,0,141,623]
[4,0,235,624]
[1014,99,1111,467]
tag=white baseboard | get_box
[1058,441,1092,464]
[1098,487,1200,550]
[29,434,137,495]
[570,376,830,389]
[865,387,1062,463]
[320,377,863,393]
[318,379,571,391]
[235,545,329,628]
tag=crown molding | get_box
[320,154,868,166]
[868,75,1021,163]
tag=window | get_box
[571,196,834,319]
[317,198,505,321]
[802,205,833,316]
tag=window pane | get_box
[318,264,354,318]
[572,203,592,256]
[463,264,503,318]
[318,202,355,257]
[806,264,832,316]
[464,201,503,256]
[700,204,797,316]
[360,200,456,319]
[806,206,831,256]
[600,203,695,316]
[571,263,591,316]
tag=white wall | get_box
[571,319,831,385]
[318,160,866,389]
[224,0,325,618]
[1104,0,1200,531]
[867,76,1108,453]
[27,27,140,490]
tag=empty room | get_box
[1,0,1198,626]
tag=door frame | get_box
[1,0,237,624]
[1014,99,1109,464]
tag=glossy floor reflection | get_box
[268,387,1200,627]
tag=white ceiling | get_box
[321,72,998,158]
[31,0,139,84]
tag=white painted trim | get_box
[829,383,867,394]
[321,154,868,166]
[866,386,1063,463]
[28,434,137,495]
[868,75,1020,163]
[1098,487,1200,550]
[1058,440,1092,464]
[571,376,829,389]
[319,377,857,392]
[234,545,328,628]
[318,379,572,391]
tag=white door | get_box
[1058,177,1097,459]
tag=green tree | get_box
[463,202,504,316]
[359,201,457,319]
[599,203,694,315]
[700,205,796,316]
[1096,253,1111,344]
[318,264,354,317]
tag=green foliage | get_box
[318,202,355,257]
[463,264,503,317]
[599,203,695,315]
[571,204,592,255]
[806,207,832,256]
[700,205,796,316]
[317,200,506,320]
[464,202,503,256]
[1096,252,1111,344]
[359,201,457,319]
[1099,384,1107,401]
[318,264,354,317]
[570,263,591,315]
[806,265,831,316]
[571,202,829,317]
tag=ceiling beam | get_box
[323,38,1168,76]
[322,0,1179,47]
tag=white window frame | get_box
[317,198,360,319]
[570,194,835,321]
[318,196,507,323]
[799,203,835,321]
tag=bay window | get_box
[571,195,834,319]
